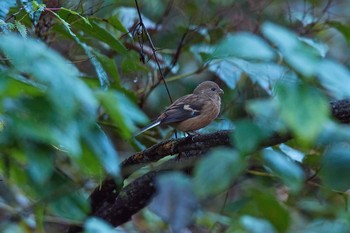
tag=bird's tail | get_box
[133,120,161,137]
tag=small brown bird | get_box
[135,81,223,136]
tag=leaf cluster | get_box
[1,1,350,233]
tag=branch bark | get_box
[66,99,350,233]
[330,99,350,123]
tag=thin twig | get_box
[155,0,174,27]
[134,0,173,103]
[164,28,190,77]
[140,28,191,104]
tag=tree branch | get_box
[66,99,350,233]
[330,99,350,123]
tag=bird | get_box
[134,81,224,136]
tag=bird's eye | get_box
[211,87,216,91]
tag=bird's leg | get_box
[186,131,200,141]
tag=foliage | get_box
[1,0,350,232]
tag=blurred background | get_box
[2,0,350,232]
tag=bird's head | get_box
[193,81,224,98]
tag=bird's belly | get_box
[173,105,219,132]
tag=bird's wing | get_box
[159,94,205,124]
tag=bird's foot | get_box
[186,131,200,141]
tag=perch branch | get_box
[66,99,350,233]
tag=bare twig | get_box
[134,0,173,103]
[163,28,190,77]
[155,0,174,27]
[139,28,191,106]
[322,0,333,15]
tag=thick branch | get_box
[67,132,290,233]
[122,130,231,178]
[66,99,350,233]
[330,99,350,123]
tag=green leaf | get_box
[49,191,89,221]
[121,51,149,73]
[108,15,129,34]
[212,32,275,61]
[23,1,45,25]
[52,12,110,89]
[73,142,104,177]
[93,51,121,88]
[60,7,91,26]
[328,21,350,44]
[0,152,28,191]
[0,34,120,180]
[245,190,290,233]
[190,44,215,63]
[14,20,27,37]
[96,90,148,139]
[317,60,350,98]
[297,198,332,214]
[193,148,246,198]
[0,70,45,97]
[75,20,127,54]
[3,97,82,156]
[0,20,12,33]
[90,56,110,90]
[0,1,16,20]
[27,144,54,184]
[208,59,242,89]
[233,120,268,154]
[299,37,328,58]
[85,218,118,233]
[279,144,304,162]
[246,98,285,133]
[295,219,349,233]
[0,34,98,117]
[318,122,350,145]
[150,172,199,232]
[83,125,120,178]
[210,58,296,91]
[321,144,350,191]
[25,171,90,220]
[276,82,329,143]
[240,215,277,233]
[263,149,305,193]
[262,22,322,77]
[2,224,24,233]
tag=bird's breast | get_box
[173,99,220,132]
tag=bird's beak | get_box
[219,88,224,94]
